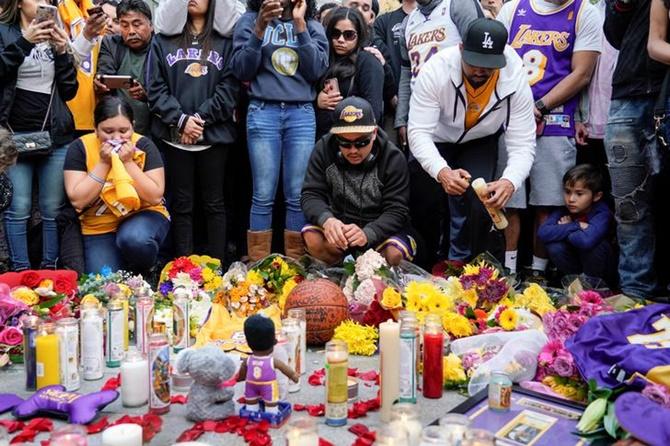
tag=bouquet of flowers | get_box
[79,268,149,306]
[249,255,303,313]
[0,284,30,365]
[534,290,611,401]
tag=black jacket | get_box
[604,0,666,99]
[97,34,151,76]
[146,33,240,145]
[0,23,78,146]
[301,130,410,247]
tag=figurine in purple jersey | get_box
[238,315,299,414]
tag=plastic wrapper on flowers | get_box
[451,329,548,396]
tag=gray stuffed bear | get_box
[176,347,238,421]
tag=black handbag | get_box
[7,87,55,160]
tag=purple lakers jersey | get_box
[508,0,583,137]
[247,355,276,382]
[566,304,670,389]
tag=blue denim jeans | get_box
[246,100,316,231]
[82,211,170,274]
[545,239,618,287]
[605,97,657,299]
[3,145,67,270]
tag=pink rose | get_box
[552,352,576,378]
[642,382,670,408]
[0,327,23,346]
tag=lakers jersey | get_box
[403,0,461,88]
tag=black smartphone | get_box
[280,0,293,21]
[35,5,58,24]
[86,6,103,16]
[99,75,134,89]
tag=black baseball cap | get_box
[462,18,508,69]
[330,97,377,134]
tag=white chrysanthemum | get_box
[355,249,387,280]
[172,273,197,291]
[353,278,377,306]
[343,276,355,301]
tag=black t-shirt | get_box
[8,89,51,131]
[64,136,163,172]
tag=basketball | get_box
[284,278,349,345]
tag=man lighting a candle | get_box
[301,97,416,266]
[407,18,536,261]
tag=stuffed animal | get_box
[176,347,238,422]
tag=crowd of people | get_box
[0,0,667,300]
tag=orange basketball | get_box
[284,278,349,345]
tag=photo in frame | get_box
[442,385,587,446]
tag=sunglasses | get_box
[336,136,372,149]
[331,29,358,41]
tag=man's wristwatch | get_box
[535,99,550,116]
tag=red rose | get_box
[21,271,41,289]
[53,276,74,295]
[49,302,71,320]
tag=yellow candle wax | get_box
[36,324,60,389]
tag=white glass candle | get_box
[379,319,400,422]
[376,424,409,446]
[285,416,319,446]
[121,347,149,407]
[390,403,422,444]
[440,413,471,445]
[101,424,142,446]
[419,426,448,445]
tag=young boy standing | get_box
[538,164,617,286]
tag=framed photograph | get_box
[443,385,587,446]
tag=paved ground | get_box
[0,350,467,445]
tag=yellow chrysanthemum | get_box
[380,288,402,310]
[515,283,555,316]
[246,270,264,287]
[279,278,298,312]
[202,267,215,283]
[461,288,478,308]
[333,320,379,356]
[424,292,452,315]
[229,282,250,302]
[443,353,467,385]
[442,312,473,338]
[11,287,39,306]
[499,308,518,331]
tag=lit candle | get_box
[379,319,400,422]
[285,416,319,446]
[121,347,149,407]
[101,424,142,446]
[422,314,443,399]
[390,403,422,443]
[35,322,60,389]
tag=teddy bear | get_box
[176,346,238,422]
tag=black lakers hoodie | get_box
[146,32,240,145]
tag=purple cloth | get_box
[566,304,670,388]
[615,392,670,446]
[508,0,582,137]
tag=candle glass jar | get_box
[50,425,88,446]
[462,429,495,446]
[376,424,409,446]
[419,426,447,445]
[121,347,149,407]
[22,315,40,391]
[286,308,307,375]
[488,371,512,412]
[439,413,471,445]
[285,416,319,446]
[422,314,444,399]
[282,317,302,393]
[36,322,60,389]
[325,339,348,427]
[390,403,422,444]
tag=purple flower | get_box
[0,284,28,326]
[577,290,603,305]
[479,279,509,304]
[642,382,670,408]
[159,281,173,296]
[474,267,494,286]
[462,351,481,370]
[460,275,477,290]
[544,310,573,342]
[567,313,587,335]
[103,282,121,297]
[552,352,576,378]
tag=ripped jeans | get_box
[605,98,657,299]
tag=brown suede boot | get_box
[284,230,305,260]
[247,230,272,262]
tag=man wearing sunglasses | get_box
[408,18,536,261]
[301,97,416,266]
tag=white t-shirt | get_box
[497,0,602,53]
[16,42,55,94]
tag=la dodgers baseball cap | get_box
[330,97,377,135]
[462,18,508,69]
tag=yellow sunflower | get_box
[499,308,518,331]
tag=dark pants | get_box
[436,133,501,261]
[545,239,618,287]
[83,211,170,274]
[163,144,230,264]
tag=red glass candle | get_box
[422,314,444,399]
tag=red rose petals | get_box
[170,394,188,405]
[0,420,24,434]
[86,416,109,434]
[101,373,121,391]
[177,416,275,445]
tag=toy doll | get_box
[239,314,299,414]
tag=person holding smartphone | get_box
[0,0,78,270]
[316,7,383,139]
[231,0,328,261]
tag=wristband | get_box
[535,99,550,115]
[88,172,105,185]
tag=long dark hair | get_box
[0,0,57,24]
[246,0,318,20]
[176,0,216,60]
[322,7,367,83]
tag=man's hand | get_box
[558,215,572,225]
[343,224,368,247]
[292,0,307,32]
[575,122,588,145]
[94,75,110,94]
[484,179,514,210]
[254,0,282,38]
[127,81,147,101]
[397,126,407,150]
[83,12,107,41]
[323,217,349,250]
[533,107,543,121]
[364,46,385,65]
[437,167,471,195]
